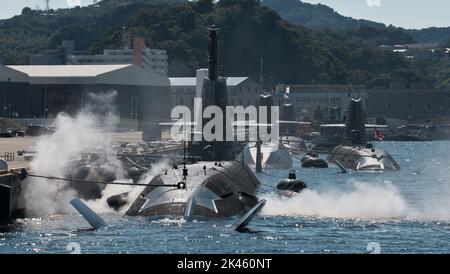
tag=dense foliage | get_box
[407,27,450,44]
[261,0,384,31]
[262,0,450,44]
[0,0,448,88]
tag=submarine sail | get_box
[121,27,262,218]
[328,98,400,171]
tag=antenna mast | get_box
[207,25,219,81]
[182,119,188,190]
[260,57,263,88]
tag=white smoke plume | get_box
[84,160,170,214]
[22,91,123,217]
[261,181,410,220]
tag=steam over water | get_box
[261,181,410,219]
[261,141,450,222]
[22,91,127,217]
[2,128,450,253]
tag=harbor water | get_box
[1,141,449,254]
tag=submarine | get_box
[276,170,307,197]
[241,141,293,170]
[104,27,265,224]
[240,95,293,171]
[327,98,400,171]
[301,152,328,168]
[278,101,308,154]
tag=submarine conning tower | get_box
[208,26,218,81]
[280,103,296,136]
[344,98,367,145]
[194,26,231,161]
[258,94,274,139]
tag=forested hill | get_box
[406,27,450,44]
[261,0,384,31]
[262,0,450,45]
[0,0,446,88]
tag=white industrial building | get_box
[0,64,170,127]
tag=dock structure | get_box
[0,169,25,225]
[0,130,165,224]
[0,137,32,224]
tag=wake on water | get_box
[20,91,450,223]
[261,181,410,219]
[261,179,450,222]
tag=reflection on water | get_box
[1,141,450,254]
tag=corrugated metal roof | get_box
[169,77,248,87]
[3,64,169,86]
[7,64,131,77]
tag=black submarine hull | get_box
[328,145,400,171]
[125,161,260,218]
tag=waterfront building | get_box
[366,87,450,123]
[0,64,170,129]
[275,84,367,122]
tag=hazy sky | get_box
[0,0,449,29]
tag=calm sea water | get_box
[1,141,450,254]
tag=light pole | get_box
[130,95,134,119]
[135,96,138,121]
[44,85,48,119]
[2,78,11,118]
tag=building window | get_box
[388,103,391,109]
[427,103,431,109]
[231,98,234,105]
[409,103,412,109]
[248,87,250,93]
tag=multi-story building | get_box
[67,37,168,76]
[275,84,367,122]
[366,87,450,123]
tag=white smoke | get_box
[261,181,410,220]
[22,91,122,217]
[84,160,170,214]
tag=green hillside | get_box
[0,0,443,88]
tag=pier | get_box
[0,131,145,225]
[0,169,25,225]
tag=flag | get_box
[374,128,385,141]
